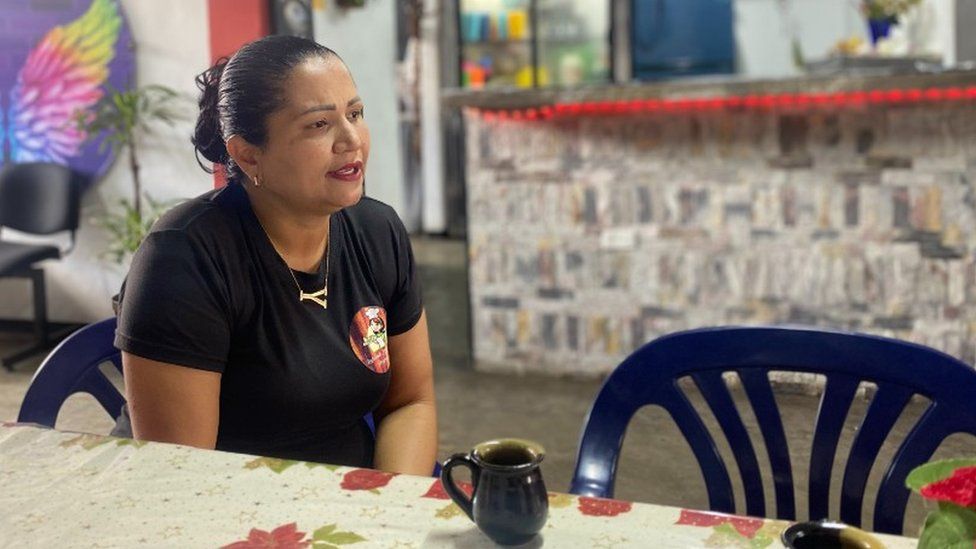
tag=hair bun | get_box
[191,58,230,169]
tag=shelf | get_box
[537,36,604,46]
[462,39,532,47]
[441,69,976,111]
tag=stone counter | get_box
[443,70,976,110]
[459,72,976,376]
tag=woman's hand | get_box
[122,352,221,449]
[372,310,438,475]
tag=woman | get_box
[114,35,437,475]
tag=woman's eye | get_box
[350,109,364,120]
[313,120,328,129]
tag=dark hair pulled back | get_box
[192,35,339,183]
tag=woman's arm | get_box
[373,310,438,475]
[122,352,222,449]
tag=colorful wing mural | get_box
[0,0,134,181]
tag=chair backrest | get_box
[569,325,976,535]
[0,162,83,235]
[18,317,122,427]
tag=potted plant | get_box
[861,0,921,45]
[78,84,181,263]
[906,458,976,547]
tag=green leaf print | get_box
[305,462,342,472]
[435,503,465,520]
[313,525,337,538]
[116,438,148,448]
[704,523,776,549]
[312,523,365,546]
[243,457,299,473]
[59,434,114,450]
[325,532,366,544]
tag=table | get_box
[0,423,916,548]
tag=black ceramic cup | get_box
[440,439,549,546]
[781,520,886,549]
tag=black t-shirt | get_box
[114,183,423,467]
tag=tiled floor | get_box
[1,236,974,536]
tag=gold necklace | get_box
[258,220,330,309]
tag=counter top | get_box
[441,69,976,110]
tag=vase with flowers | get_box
[861,0,921,45]
[906,458,976,548]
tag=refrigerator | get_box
[457,0,613,89]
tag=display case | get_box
[537,0,611,87]
[457,0,611,89]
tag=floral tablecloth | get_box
[0,424,916,548]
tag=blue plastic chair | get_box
[18,317,122,427]
[18,317,441,476]
[569,325,976,535]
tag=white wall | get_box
[907,0,956,65]
[0,0,212,323]
[735,0,955,77]
[312,4,404,214]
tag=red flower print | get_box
[340,468,396,491]
[222,522,309,549]
[577,496,633,517]
[422,479,473,499]
[676,509,764,538]
[920,465,976,509]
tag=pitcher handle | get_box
[441,453,478,520]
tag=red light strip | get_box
[478,86,976,121]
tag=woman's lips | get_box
[327,161,363,182]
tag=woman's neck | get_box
[245,186,330,273]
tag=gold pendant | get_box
[299,288,328,309]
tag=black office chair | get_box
[0,162,85,370]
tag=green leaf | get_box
[312,524,365,545]
[907,459,976,492]
[710,522,741,538]
[93,194,183,263]
[79,83,185,262]
[269,459,298,473]
[80,83,183,151]
[312,525,337,539]
[59,434,114,450]
[242,457,298,474]
[749,533,775,549]
[311,543,339,549]
[703,523,746,548]
[323,531,365,545]
[305,462,341,472]
[917,505,976,549]
[116,439,148,448]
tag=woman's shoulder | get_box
[341,196,403,226]
[149,185,243,242]
[339,196,409,241]
[337,197,413,273]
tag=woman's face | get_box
[257,55,370,215]
[369,318,384,332]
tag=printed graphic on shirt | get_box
[349,306,390,373]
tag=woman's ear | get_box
[226,135,261,181]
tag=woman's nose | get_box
[333,123,362,154]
